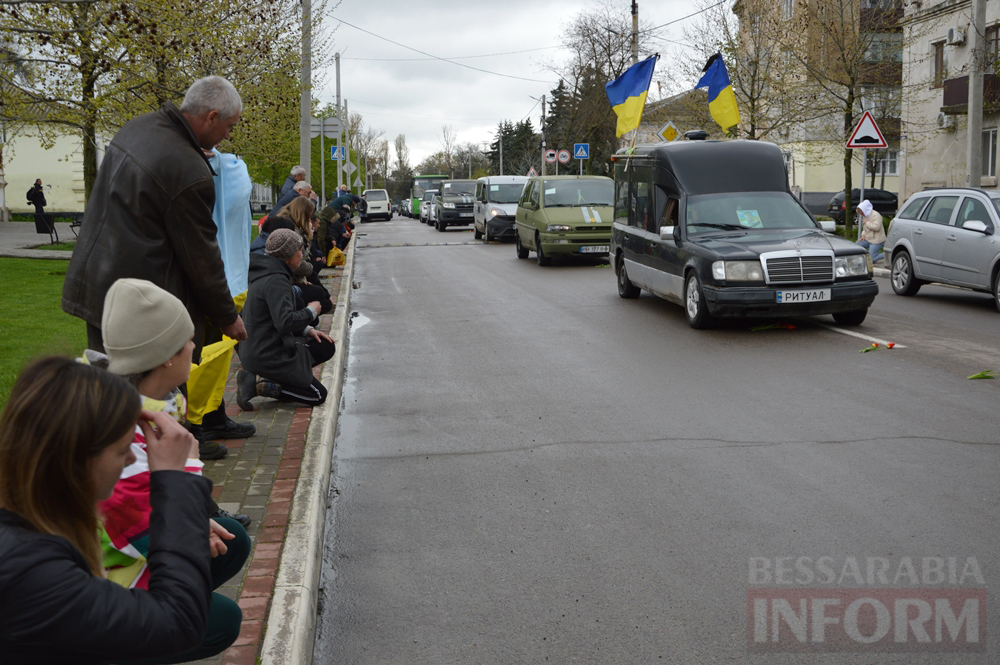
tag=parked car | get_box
[514,175,614,265]
[611,139,878,328]
[426,193,441,226]
[419,190,439,224]
[827,187,897,222]
[884,188,1000,310]
[474,175,528,242]
[361,189,392,222]
[434,180,478,231]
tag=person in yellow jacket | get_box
[855,199,885,263]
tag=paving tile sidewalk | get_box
[192,264,347,665]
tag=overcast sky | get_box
[312,0,703,168]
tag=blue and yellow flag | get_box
[605,55,659,138]
[695,53,740,131]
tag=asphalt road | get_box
[314,216,999,663]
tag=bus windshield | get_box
[412,176,447,199]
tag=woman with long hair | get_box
[279,196,333,314]
[0,356,214,663]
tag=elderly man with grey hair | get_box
[64,75,253,459]
[269,179,312,218]
[279,165,307,199]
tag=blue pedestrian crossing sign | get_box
[574,143,590,159]
[331,146,347,160]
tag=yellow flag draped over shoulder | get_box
[605,55,659,138]
[695,53,740,131]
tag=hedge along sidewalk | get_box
[258,238,356,665]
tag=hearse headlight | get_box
[712,260,763,281]
[546,224,572,232]
[835,254,870,277]
[441,202,456,209]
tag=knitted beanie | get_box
[265,227,303,261]
[102,278,194,375]
[857,200,873,217]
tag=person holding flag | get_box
[696,53,741,132]
[605,55,659,138]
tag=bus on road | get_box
[410,174,448,217]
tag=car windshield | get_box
[686,192,816,233]
[541,179,614,207]
[442,181,477,196]
[990,194,1000,217]
[488,183,525,204]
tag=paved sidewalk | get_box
[0,220,78,258]
[191,248,355,665]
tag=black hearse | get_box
[610,137,878,328]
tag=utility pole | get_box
[499,136,504,176]
[344,100,352,195]
[631,0,639,66]
[299,0,311,180]
[540,94,546,177]
[967,0,986,187]
[335,52,342,193]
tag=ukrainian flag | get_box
[696,53,741,131]
[605,55,659,138]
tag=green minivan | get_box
[514,175,615,265]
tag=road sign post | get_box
[846,111,888,234]
[574,143,589,175]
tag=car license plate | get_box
[776,289,831,303]
[580,245,609,254]
[460,212,472,217]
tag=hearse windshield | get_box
[542,179,614,207]
[686,192,816,233]
[442,181,477,196]
[488,183,525,204]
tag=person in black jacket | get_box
[0,357,216,664]
[236,229,335,410]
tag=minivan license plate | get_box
[580,245,609,254]
[776,289,831,303]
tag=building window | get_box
[865,34,903,63]
[874,150,899,176]
[932,42,945,87]
[983,129,997,178]
[987,25,999,74]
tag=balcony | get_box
[941,74,1000,114]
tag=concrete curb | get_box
[259,240,357,665]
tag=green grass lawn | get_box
[0,259,88,410]
[27,241,76,251]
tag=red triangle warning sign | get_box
[526,166,538,177]
[846,111,888,149]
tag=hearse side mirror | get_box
[961,220,991,234]
[818,220,836,233]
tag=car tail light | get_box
[841,202,846,211]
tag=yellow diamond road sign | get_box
[658,121,680,143]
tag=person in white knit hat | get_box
[855,199,885,263]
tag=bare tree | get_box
[393,133,410,174]
[440,124,457,178]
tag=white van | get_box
[361,189,392,222]
[474,175,528,242]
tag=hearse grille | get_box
[764,254,834,283]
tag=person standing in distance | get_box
[63,75,247,360]
[279,165,306,200]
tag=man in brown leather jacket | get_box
[64,76,247,355]
[64,76,250,460]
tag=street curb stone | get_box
[259,239,357,664]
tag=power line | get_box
[332,16,558,84]
[638,0,728,35]
[344,46,561,62]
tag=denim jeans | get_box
[857,238,884,262]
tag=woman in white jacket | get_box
[855,199,885,263]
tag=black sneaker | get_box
[198,416,256,440]
[199,440,229,461]
[213,508,251,529]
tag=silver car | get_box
[885,188,1000,311]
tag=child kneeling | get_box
[237,228,335,410]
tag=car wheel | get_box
[536,234,551,266]
[890,250,922,296]
[515,233,528,259]
[832,309,868,326]
[483,225,491,243]
[684,272,714,329]
[437,218,446,232]
[617,254,640,298]
[993,269,1000,313]
[474,225,483,240]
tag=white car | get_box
[474,175,528,242]
[361,188,392,222]
[420,190,439,224]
